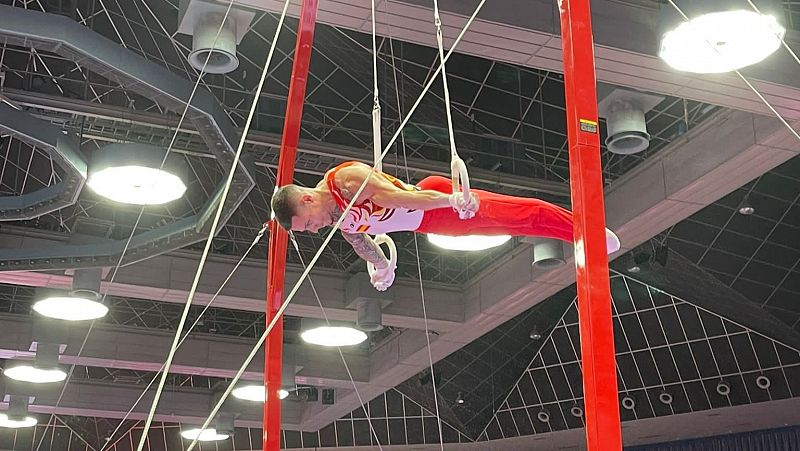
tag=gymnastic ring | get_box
[450,157,472,218]
[367,234,398,277]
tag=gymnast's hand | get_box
[448,192,480,220]
[370,260,396,291]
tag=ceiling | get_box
[0,0,798,449]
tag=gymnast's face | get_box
[290,192,333,233]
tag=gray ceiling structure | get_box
[0,0,799,450]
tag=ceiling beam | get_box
[0,228,465,332]
[0,314,368,389]
[237,0,800,120]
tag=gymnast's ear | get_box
[300,193,314,204]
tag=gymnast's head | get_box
[271,184,333,233]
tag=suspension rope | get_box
[288,234,385,450]
[431,0,472,219]
[96,225,267,451]
[41,2,238,442]
[388,25,443,449]
[184,4,487,448]
[135,0,291,447]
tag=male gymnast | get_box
[271,161,620,290]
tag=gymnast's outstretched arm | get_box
[334,162,452,211]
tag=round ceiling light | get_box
[33,296,108,321]
[180,428,229,442]
[300,326,367,347]
[87,144,187,205]
[4,365,67,384]
[660,10,785,74]
[427,234,511,251]
[232,384,265,402]
[0,414,37,429]
[231,385,289,402]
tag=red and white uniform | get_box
[325,162,575,243]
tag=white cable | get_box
[134,0,289,446]
[97,225,267,451]
[185,3,487,448]
[288,234,385,450]
[390,27,444,449]
[665,0,800,143]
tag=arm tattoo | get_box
[341,232,388,269]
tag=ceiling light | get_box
[4,365,66,384]
[738,197,755,215]
[660,8,784,74]
[427,234,511,251]
[658,392,673,405]
[278,389,289,400]
[0,414,37,429]
[180,428,229,442]
[87,143,187,205]
[621,396,636,410]
[33,296,108,321]
[716,380,731,396]
[529,328,542,341]
[300,326,367,347]
[232,384,265,402]
[455,392,465,405]
[756,375,771,390]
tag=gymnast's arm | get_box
[335,162,451,211]
[341,231,390,269]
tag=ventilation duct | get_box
[178,0,254,74]
[346,272,393,332]
[0,5,256,271]
[598,88,664,155]
[0,102,87,221]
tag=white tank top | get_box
[326,162,424,234]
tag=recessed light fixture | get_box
[716,380,731,396]
[4,365,67,384]
[659,2,785,74]
[658,392,673,405]
[0,413,37,429]
[180,427,229,442]
[300,326,367,347]
[33,296,108,321]
[232,384,290,402]
[455,392,465,405]
[427,234,511,251]
[87,144,187,205]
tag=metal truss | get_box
[479,273,800,440]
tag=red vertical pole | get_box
[263,0,319,449]
[558,1,622,450]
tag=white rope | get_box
[288,234,385,450]
[134,0,291,446]
[185,3,487,448]
[666,0,800,143]
[431,0,472,216]
[97,225,267,451]
[389,26,444,450]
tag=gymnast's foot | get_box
[606,228,621,254]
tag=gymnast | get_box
[271,161,620,290]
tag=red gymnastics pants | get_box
[414,176,575,242]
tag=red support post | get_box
[263,0,319,449]
[558,1,622,450]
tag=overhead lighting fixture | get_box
[33,296,108,321]
[0,413,37,429]
[738,196,756,215]
[4,365,66,384]
[232,384,265,402]
[4,342,66,383]
[278,389,290,400]
[87,143,187,205]
[0,396,37,429]
[34,269,108,321]
[716,380,731,396]
[180,428,229,442]
[427,234,511,251]
[659,1,785,74]
[455,392,465,405]
[300,326,367,347]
